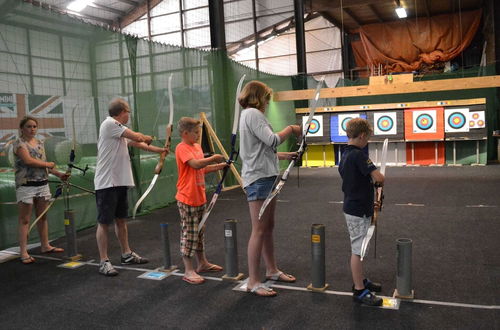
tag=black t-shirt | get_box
[338,145,377,217]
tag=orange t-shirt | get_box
[175,142,206,206]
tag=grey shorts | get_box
[344,213,371,256]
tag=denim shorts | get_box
[344,213,371,256]
[244,176,277,201]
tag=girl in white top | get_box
[238,80,301,297]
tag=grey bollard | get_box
[160,223,177,272]
[222,219,244,281]
[395,238,414,299]
[307,224,329,291]
[64,210,81,260]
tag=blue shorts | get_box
[244,176,277,201]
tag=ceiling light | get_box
[67,0,92,12]
[395,6,407,18]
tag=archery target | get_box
[303,115,323,137]
[445,108,469,133]
[338,113,360,136]
[413,110,436,133]
[374,112,397,135]
[469,111,485,129]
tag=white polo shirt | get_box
[94,116,135,190]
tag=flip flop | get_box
[246,283,277,297]
[20,256,35,264]
[197,263,223,273]
[42,247,64,254]
[182,276,205,285]
[266,271,296,283]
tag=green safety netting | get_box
[0,1,299,250]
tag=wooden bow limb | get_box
[132,74,174,219]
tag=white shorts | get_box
[16,184,51,204]
[344,213,371,256]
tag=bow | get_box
[258,76,325,220]
[360,138,388,261]
[198,74,246,233]
[28,104,82,235]
[132,73,175,218]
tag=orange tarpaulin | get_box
[354,9,482,73]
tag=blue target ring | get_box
[415,114,434,130]
[377,116,394,132]
[447,112,466,129]
[308,118,320,134]
[341,117,353,132]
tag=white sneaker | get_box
[99,260,118,276]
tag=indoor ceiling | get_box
[308,0,485,33]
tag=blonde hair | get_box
[346,117,372,138]
[178,117,200,134]
[108,98,130,117]
[238,80,272,111]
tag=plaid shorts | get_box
[177,201,206,258]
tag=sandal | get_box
[41,247,64,253]
[266,271,296,283]
[196,263,223,273]
[247,283,277,297]
[182,276,205,285]
[20,256,35,264]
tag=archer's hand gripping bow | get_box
[197,74,246,234]
[258,76,325,220]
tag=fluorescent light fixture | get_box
[67,0,91,12]
[395,7,407,18]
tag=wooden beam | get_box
[368,4,384,22]
[342,8,361,26]
[118,0,163,29]
[273,75,500,101]
[199,112,244,191]
[295,98,486,113]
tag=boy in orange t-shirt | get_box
[175,117,227,284]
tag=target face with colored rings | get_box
[377,115,394,132]
[415,114,434,130]
[341,117,353,131]
[308,118,321,134]
[447,112,466,129]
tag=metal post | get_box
[159,223,177,272]
[222,219,244,281]
[394,238,414,299]
[307,224,329,291]
[64,210,81,261]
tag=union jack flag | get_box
[0,93,66,156]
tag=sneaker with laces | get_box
[351,279,382,293]
[121,251,148,265]
[99,260,118,276]
[353,288,383,306]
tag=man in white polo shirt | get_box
[94,98,167,276]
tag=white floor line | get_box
[465,205,497,208]
[394,203,425,207]
[5,252,500,310]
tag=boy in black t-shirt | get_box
[338,118,385,306]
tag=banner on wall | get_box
[445,108,469,133]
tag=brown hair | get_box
[19,116,38,129]
[238,80,272,111]
[346,117,372,138]
[178,117,201,134]
[108,98,130,117]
